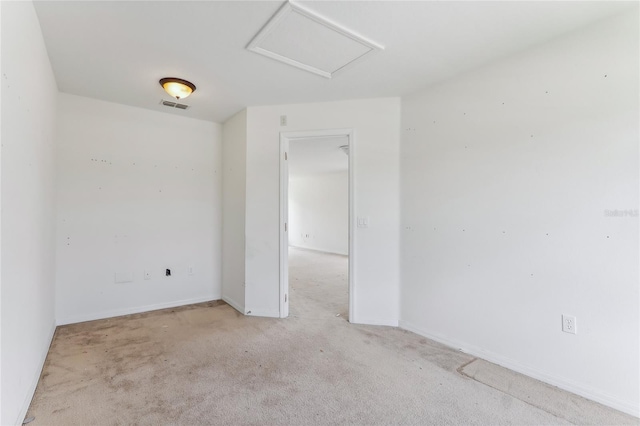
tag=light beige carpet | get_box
[25,248,637,425]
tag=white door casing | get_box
[279,129,355,320]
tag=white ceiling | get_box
[33,1,634,123]
[289,137,348,178]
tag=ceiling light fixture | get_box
[159,77,196,100]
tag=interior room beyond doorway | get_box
[287,136,349,320]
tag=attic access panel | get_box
[247,1,384,78]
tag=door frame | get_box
[279,128,355,320]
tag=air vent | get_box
[160,99,190,110]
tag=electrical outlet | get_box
[562,314,577,334]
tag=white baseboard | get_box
[56,295,221,326]
[288,245,348,256]
[398,320,640,418]
[15,320,56,426]
[352,317,399,327]
[222,295,245,314]
[245,309,279,318]
[221,298,283,319]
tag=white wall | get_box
[244,98,401,324]
[1,1,58,424]
[289,172,348,255]
[222,109,247,313]
[400,10,639,416]
[55,93,222,325]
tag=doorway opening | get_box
[280,129,354,321]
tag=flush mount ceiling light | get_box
[159,77,196,100]
[247,1,384,78]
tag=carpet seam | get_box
[458,359,575,424]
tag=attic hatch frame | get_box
[279,128,355,321]
[247,1,384,79]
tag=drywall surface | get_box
[245,98,401,324]
[289,172,348,255]
[55,94,222,325]
[400,11,639,416]
[1,1,58,424]
[221,109,247,313]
